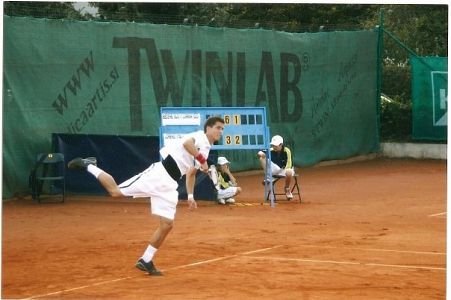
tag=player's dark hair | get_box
[204,116,225,132]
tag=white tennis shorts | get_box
[118,162,179,220]
[271,162,294,177]
[218,186,238,200]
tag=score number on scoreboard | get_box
[205,112,265,149]
[223,114,241,146]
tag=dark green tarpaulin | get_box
[3,16,379,198]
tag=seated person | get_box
[257,135,294,199]
[212,156,242,205]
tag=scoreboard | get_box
[160,107,270,150]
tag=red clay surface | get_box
[2,158,447,299]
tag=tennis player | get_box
[68,116,225,275]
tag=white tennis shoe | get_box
[225,198,235,204]
[285,188,293,200]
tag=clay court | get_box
[2,158,446,299]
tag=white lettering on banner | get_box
[431,71,448,127]
[162,113,201,126]
[440,89,447,110]
[435,89,448,126]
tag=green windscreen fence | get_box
[3,16,379,198]
[411,56,448,140]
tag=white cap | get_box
[217,156,230,165]
[270,135,284,146]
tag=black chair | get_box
[30,153,65,203]
[265,171,301,203]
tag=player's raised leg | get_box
[68,157,124,197]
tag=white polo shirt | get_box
[118,130,212,220]
[160,130,211,176]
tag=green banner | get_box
[411,56,448,140]
[3,16,379,198]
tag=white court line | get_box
[247,256,446,271]
[241,245,284,255]
[168,254,239,270]
[294,244,445,255]
[20,276,137,300]
[428,212,447,217]
[20,245,283,300]
[169,245,284,271]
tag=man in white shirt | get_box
[68,116,225,276]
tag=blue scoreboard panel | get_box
[160,107,270,150]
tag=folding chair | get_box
[265,172,301,203]
[30,153,66,203]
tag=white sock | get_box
[87,164,103,178]
[141,244,158,263]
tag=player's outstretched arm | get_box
[185,167,198,210]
